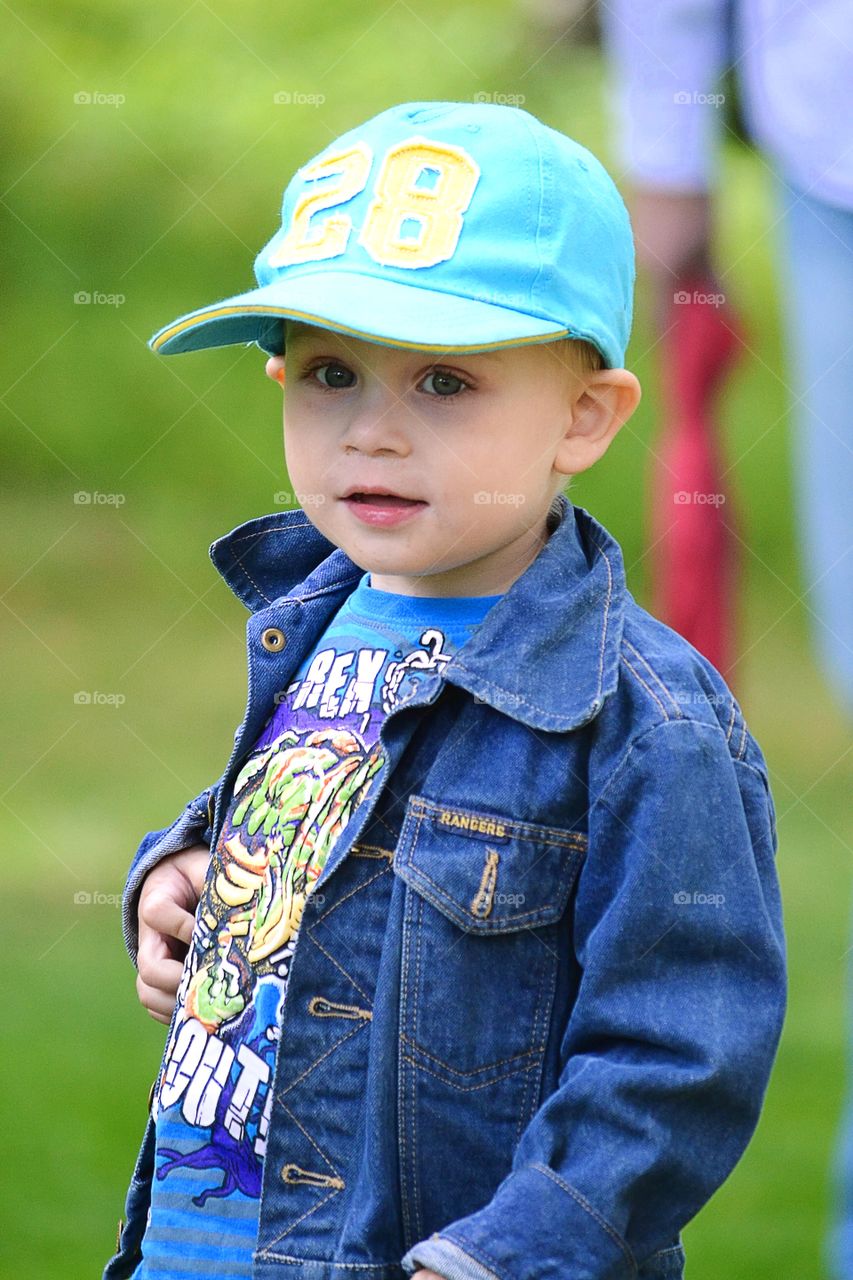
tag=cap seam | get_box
[521,111,549,308]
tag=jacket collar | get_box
[208,495,627,732]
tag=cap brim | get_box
[148,271,572,357]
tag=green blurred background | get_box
[2,2,851,1275]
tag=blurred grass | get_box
[2,3,851,1276]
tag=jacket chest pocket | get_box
[393,794,586,1089]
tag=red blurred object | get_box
[650,278,743,681]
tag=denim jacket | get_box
[105,494,786,1280]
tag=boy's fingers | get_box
[140,889,198,949]
[135,848,210,1018]
[135,972,178,1024]
[138,953,185,996]
[136,932,185,998]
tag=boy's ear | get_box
[554,369,641,477]
[265,355,286,386]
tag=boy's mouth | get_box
[340,487,428,528]
[345,493,423,506]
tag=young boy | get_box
[105,101,786,1280]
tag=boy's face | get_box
[266,321,638,597]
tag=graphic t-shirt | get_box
[132,571,503,1277]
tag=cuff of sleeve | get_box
[400,1235,501,1280]
[122,797,210,969]
[403,1163,636,1280]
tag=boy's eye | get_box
[313,362,356,389]
[421,369,466,397]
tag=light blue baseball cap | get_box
[149,100,635,368]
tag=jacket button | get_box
[261,627,286,652]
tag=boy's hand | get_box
[136,843,211,1025]
[411,1272,445,1279]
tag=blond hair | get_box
[552,336,605,376]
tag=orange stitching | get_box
[411,875,425,1241]
[307,995,372,1020]
[398,1030,543,1077]
[280,1163,345,1189]
[470,847,499,918]
[304,933,372,1006]
[264,1098,345,1246]
[232,547,275,604]
[407,856,569,926]
[275,1095,344,1174]
[275,1018,364,1098]
[350,842,395,860]
[400,1050,541,1093]
[515,915,561,1145]
[620,654,672,720]
[398,848,417,1246]
[623,639,683,718]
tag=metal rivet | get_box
[261,627,286,652]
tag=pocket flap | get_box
[394,794,586,934]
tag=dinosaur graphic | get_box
[182,726,384,1034]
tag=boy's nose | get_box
[340,390,411,454]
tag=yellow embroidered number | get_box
[267,142,372,267]
[268,137,480,271]
[358,140,480,269]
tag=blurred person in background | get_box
[596,1,853,1273]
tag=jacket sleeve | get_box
[400,719,787,1280]
[599,0,732,192]
[121,774,225,970]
